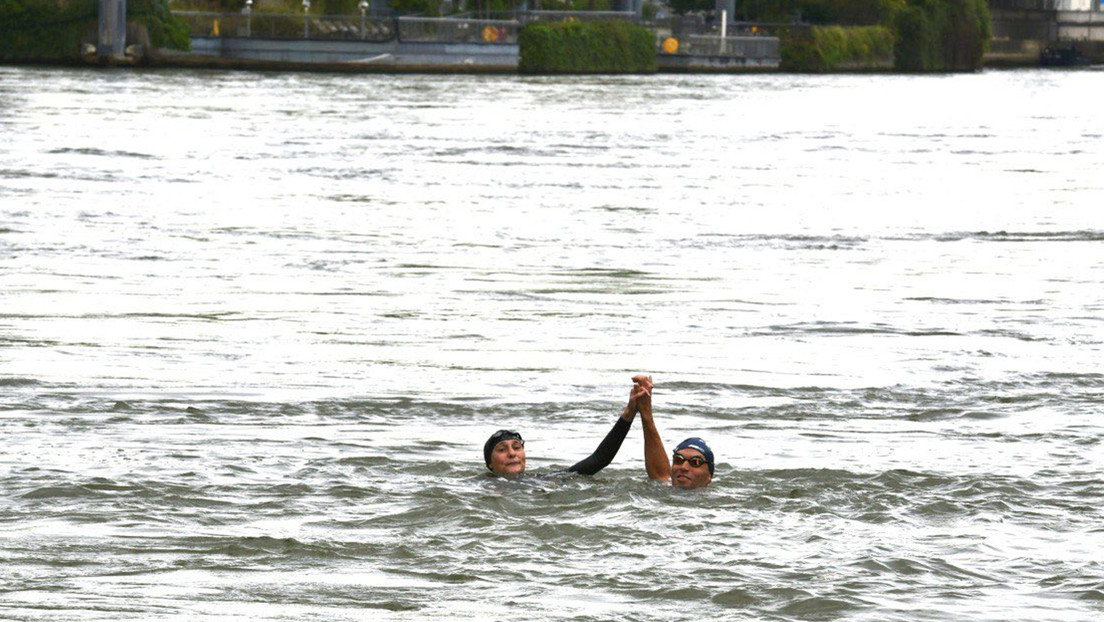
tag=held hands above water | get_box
[625,374,653,419]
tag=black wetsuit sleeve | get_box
[566,415,632,476]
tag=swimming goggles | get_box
[672,453,708,468]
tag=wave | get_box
[47,147,158,160]
[0,377,40,387]
[7,369,1102,427]
[752,321,963,338]
[937,230,1104,243]
[660,230,1104,250]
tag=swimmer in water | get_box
[632,374,714,489]
[483,379,650,478]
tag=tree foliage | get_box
[763,0,990,72]
[794,0,905,25]
[129,0,191,50]
[893,0,989,71]
[1,0,97,60]
[1,0,190,60]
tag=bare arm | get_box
[633,375,670,482]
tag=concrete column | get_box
[98,0,127,60]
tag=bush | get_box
[780,25,894,71]
[893,0,989,71]
[775,0,989,72]
[519,20,657,74]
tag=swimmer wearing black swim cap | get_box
[482,380,650,479]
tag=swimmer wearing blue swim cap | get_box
[633,375,714,489]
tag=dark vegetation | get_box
[780,25,895,72]
[732,0,990,71]
[1,0,189,60]
[519,20,656,74]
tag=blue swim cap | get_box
[674,437,714,476]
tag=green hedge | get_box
[0,0,188,61]
[780,25,895,72]
[519,20,657,74]
[894,0,990,71]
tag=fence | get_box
[174,11,395,41]
[669,34,779,59]
[396,16,518,44]
[525,10,638,22]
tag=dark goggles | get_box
[489,430,524,447]
[672,453,708,468]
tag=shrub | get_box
[893,0,989,71]
[780,25,894,72]
[519,20,657,74]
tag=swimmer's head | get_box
[671,437,713,489]
[484,429,526,478]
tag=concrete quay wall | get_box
[166,37,518,72]
[160,34,782,73]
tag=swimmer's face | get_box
[670,448,711,489]
[489,439,525,478]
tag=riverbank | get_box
[6,6,1103,73]
[7,33,1100,73]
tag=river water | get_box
[1,65,1103,621]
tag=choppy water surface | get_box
[2,66,1103,621]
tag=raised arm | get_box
[634,374,670,482]
[565,391,638,476]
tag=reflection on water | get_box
[1,66,1103,621]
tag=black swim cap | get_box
[484,429,523,469]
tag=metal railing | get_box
[524,10,639,22]
[174,11,395,41]
[397,16,519,44]
[669,34,780,58]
